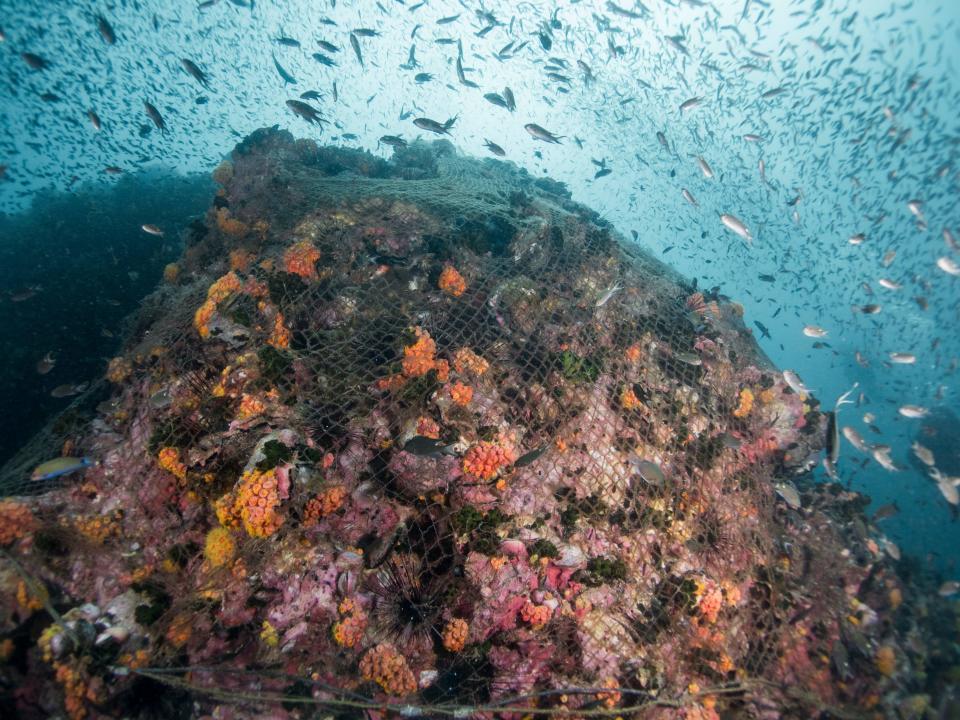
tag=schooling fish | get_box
[524,123,563,143]
[349,33,364,67]
[142,224,164,236]
[414,116,457,135]
[483,139,506,156]
[144,101,166,133]
[286,100,324,125]
[96,15,116,44]
[32,456,94,482]
[272,53,296,84]
[87,109,102,131]
[181,58,210,89]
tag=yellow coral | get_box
[204,527,236,568]
[0,499,37,545]
[442,618,469,652]
[359,643,417,696]
[733,388,754,418]
[438,265,467,297]
[228,468,284,538]
[73,511,121,544]
[332,600,367,648]
[260,620,279,648]
[236,393,266,420]
[157,446,187,481]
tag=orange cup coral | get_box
[442,618,469,652]
[157,446,187,481]
[203,527,236,568]
[449,381,473,407]
[220,468,285,538]
[733,388,754,418]
[359,643,417,696]
[283,240,322,280]
[0,500,37,546]
[462,441,517,481]
[438,265,467,297]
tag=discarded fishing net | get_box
[1,128,946,719]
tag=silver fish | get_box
[524,123,563,143]
[720,213,752,244]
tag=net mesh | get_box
[0,128,943,719]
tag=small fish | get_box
[881,537,901,561]
[514,445,548,467]
[936,256,960,276]
[286,99,324,125]
[413,116,456,135]
[870,502,899,522]
[22,52,49,70]
[596,283,622,307]
[774,481,802,509]
[524,123,563,143]
[878,278,901,290]
[403,436,457,457]
[842,426,869,452]
[889,352,915,364]
[87,109,102,131]
[300,90,323,101]
[414,72,433,83]
[273,36,301,48]
[36,352,56,375]
[761,86,787,99]
[144,101,166,133]
[680,96,702,112]
[720,213,752,244]
[682,188,698,206]
[104,165,123,175]
[96,15,116,44]
[379,135,407,148]
[349,33,364,67]
[871,445,899,472]
[803,325,828,338]
[848,233,865,245]
[912,442,934,467]
[696,156,713,178]
[898,405,928,419]
[142,224,164,237]
[312,53,338,67]
[352,28,380,37]
[51,382,89,398]
[758,273,775,283]
[317,40,340,53]
[629,457,666,487]
[181,58,210,89]
[782,370,809,395]
[853,303,881,314]
[742,133,765,142]
[483,139,506,156]
[272,53,296,84]
[594,168,612,179]
[939,581,960,597]
[31,456,94,482]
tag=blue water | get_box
[1,0,958,567]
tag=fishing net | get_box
[0,128,950,719]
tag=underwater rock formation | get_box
[1,129,951,719]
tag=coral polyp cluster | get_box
[0,131,944,719]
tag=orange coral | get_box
[162,263,179,283]
[54,659,99,720]
[283,240,322,280]
[225,468,285,538]
[438,265,467,297]
[462,441,517,481]
[16,578,48,613]
[193,299,217,339]
[212,159,234,185]
[442,618,469,652]
[416,416,441,439]
[686,292,707,314]
[304,485,347,524]
[267,312,291,349]
[449,381,473,407]
[166,613,192,648]
[453,347,489,376]
[106,356,131,384]
[875,645,896,676]
[333,599,367,648]
[157,446,187,481]
[204,527,236,568]
[216,207,248,237]
[696,580,724,624]
[0,499,36,545]
[520,602,551,628]
[733,388,754,418]
[401,327,438,378]
[73,512,121,544]
[596,677,622,709]
[229,248,255,272]
[758,388,776,405]
[620,386,643,411]
[207,271,242,303]
[359,643,417,696]
[236,393,266,420]
[624,343,643,363]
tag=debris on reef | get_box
[2,129,958,719]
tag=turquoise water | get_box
[1,0,958,569]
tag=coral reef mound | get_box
[1,129,942,719]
